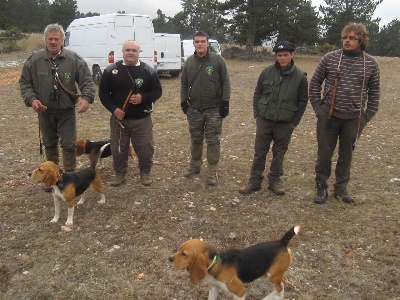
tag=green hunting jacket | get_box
[181,51,230,111]
[20,47,95,111]
[254,60,308,125]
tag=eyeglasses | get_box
[342,36,359,41]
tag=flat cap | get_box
[273,41,296,52]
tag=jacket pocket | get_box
[279,102,297,122]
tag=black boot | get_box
[314,184,328,204]
[334,192,355,204]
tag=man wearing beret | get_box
[239,41,308,195]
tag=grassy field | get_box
[0,44,399,299]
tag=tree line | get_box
[0,0,398,57]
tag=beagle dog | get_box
[76,139,135,168]
[29,161,106,226]
[169,225,301,300]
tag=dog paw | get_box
[65,221,73,226]
[50,218,58,223]
[98,195,106,204]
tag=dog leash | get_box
[38,114,45,161]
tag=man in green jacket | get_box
[20,23,95,173]
[239,41,308,195]
[181,31,230,186]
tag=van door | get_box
[114,15,155,68]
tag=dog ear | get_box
[189,253,207,284]
[43,167,58,187]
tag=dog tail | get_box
[90,142,110,169]
[280,225,301,247]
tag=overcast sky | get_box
[76,0,397,28]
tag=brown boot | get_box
[45,146,59,165]
[239,183,261,195]
[206,164,218,186]
[183,168,200,179]
[111,174,126,187]
[62,149,76,172]
[268,182,285,196]
[140,173,152,186]
[184,141,203,178]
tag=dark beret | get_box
[273,41,296,52]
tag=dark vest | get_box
[258,61,305,122]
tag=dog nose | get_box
[28,172,32,177]
[168,256,173,262]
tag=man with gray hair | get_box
[20,23,95,175]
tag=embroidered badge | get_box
[64,72,72,83]
[206,66,213,76]
[135,78,144,88]
[112,69,118,75]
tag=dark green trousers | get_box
[248,117,294,186]
[315,110,368,194]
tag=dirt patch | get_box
[0,54,399,299]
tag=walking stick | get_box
[118,83,138,128]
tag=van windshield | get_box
[209,42,220,53]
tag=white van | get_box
[182,38,221,63]
[154,33,182,77]
[64,13,156,84]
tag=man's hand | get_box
[31,99,47,113]
[181,101,189,114]
[75,97,90,113]
[219,101,229,118]
[114,108,125,121]
[129,93,143,105]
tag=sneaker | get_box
[314,184,328,204]
[268,183,285,196]
[239,183,261,195]
[140,173,152,186]
[206,174,218,186]
[334,192,355,204]
[183,169,200,179]
[111,175,126,187]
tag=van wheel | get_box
[170,72,180,78]
[92,66,102,85]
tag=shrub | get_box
[0,27,27,53]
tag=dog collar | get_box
[207,254,220,271]
[56,173,63,183]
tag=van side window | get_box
[209,42,220,54]
[64,32,70,47]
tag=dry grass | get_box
[0,52,399,299]
[0,33,44,61]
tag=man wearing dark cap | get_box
[239,41,308,195]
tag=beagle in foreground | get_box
[169,225,301,300]
[29,161,106,226]
[76,139,135,168]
